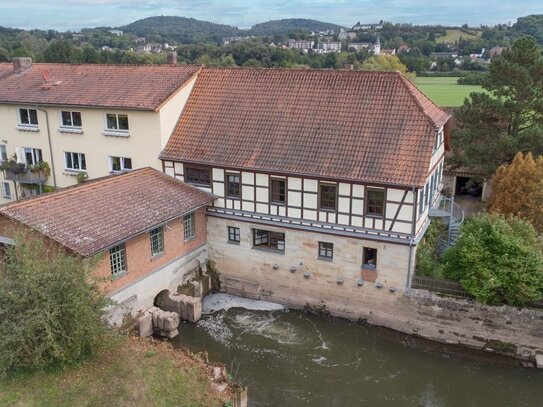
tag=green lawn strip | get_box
[0,335,226,407]
[414,77,484,107]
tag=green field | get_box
[435,29,481,44]
[414,77,483,107]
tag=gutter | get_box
[35,106,57,188]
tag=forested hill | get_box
[248,19,344,36]
[119,16,344,43]
[120,16,241,43]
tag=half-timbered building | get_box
[161,68,450,313]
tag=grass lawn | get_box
[413,77,483,107]
[0,335,228,407]
[435,29,481,44]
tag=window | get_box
[366,189,385,217]
[110,156,132,172]
[64,152,86,171]
[319,183,337,211]
[109,243,127,277]
[363,247,377,269]
[105,113,129,131]
[253,229,285,252]
[183,213,195,241]
[0,145,7,162]
[19,108,38,126]
[271,178,286,204]
[228,226,240,243]
[318,242,333,260]
[61,111,82,127]
[24,147,43,165]
[150,226,164,256]
[226,173,241,198]
[2,182,11,199]
[185,167,211,186]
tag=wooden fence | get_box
[412,274,543,309]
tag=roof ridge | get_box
[0,62,202,69]
[397,73,450,128]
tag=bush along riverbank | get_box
[0,334,232,406]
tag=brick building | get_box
[0,168,214,324]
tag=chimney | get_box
[166,51,177,65]
[13,57,32,74]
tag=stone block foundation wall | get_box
[207,215,414,313]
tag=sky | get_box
[0,0,541,31]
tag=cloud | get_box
[0,0,541,30]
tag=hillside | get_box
[248,18,344,36]
[120,16,241,44]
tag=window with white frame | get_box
[0,145,7,162]
[61,111,82,128]
[23,147,43,165]
[18,108,38,126]
[318,242,333,260]
[110,156,132,172]
[109,243,127,277]
[183,213,195,241]
[64,152,87,171]
[228,226,240,243]
[105,113,129,131]
[150,226,164,256]
[2,182,12,199]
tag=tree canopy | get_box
[0,232,108,376]
[443,214,543,306]
[488,152,543,233]
[451,37,543,177]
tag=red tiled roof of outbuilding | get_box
[160,68,450,187]
[0,168,214,256]
[0,63,201,111]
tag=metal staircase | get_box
[429,195,465,252]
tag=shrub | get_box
[443,214,543,305]
[0,232,109,376]
[415,219,446,277]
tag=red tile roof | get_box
[0,63,201,111]
[0,168,214,256]
[160,68,450,187]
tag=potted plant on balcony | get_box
[0,156,26,175]
[28,161,51,177]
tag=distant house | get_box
[0,168,214,326]
[339,31,357,40]
[108,29,123,36]
[318,41,342,53]
[134,37,146,45]
[381,49,396,56]
[136,44,152,52]
[288,39,314,52]
[222,36,252,45]
[430,52,458,58]
[352,21,383,31]
[101,45,112,51]
[397,45,411,54]
[348,42,372,52]
[489,47,506,59]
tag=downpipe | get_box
[36,106,57,188]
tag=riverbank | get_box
[0,334,229,406]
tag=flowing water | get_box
[170,294,543,406]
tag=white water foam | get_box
[202,293,285,314]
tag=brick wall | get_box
[0,208,207,295]
[94,207,207,293]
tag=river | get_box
[170,294,543,406]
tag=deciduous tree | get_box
[488,152,543,232]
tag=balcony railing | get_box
[4,169,48,184]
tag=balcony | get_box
[4,168,48,184]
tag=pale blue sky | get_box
[0,0,541,30]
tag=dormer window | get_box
[19,108,38,126]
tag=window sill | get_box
[111,271,127,280]
[319,208,337,213]
[252,246,285,255]
[365,214,384,219]
[63,170,87,176]
[271,201,286,206]
[16,125,39,132]
[110,170,132,175]
[227,240,240,245]
[187,182,212,188]
[103,130,130,138]
[151,252,164,261]
[3,196,12,200]
[226,196,241,200]
[184,236,195,242]
[318,256,333,262]
[59,127,83,134]
[362,265,377,270]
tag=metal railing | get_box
[4,169,48,184]
[411,275,472,298]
